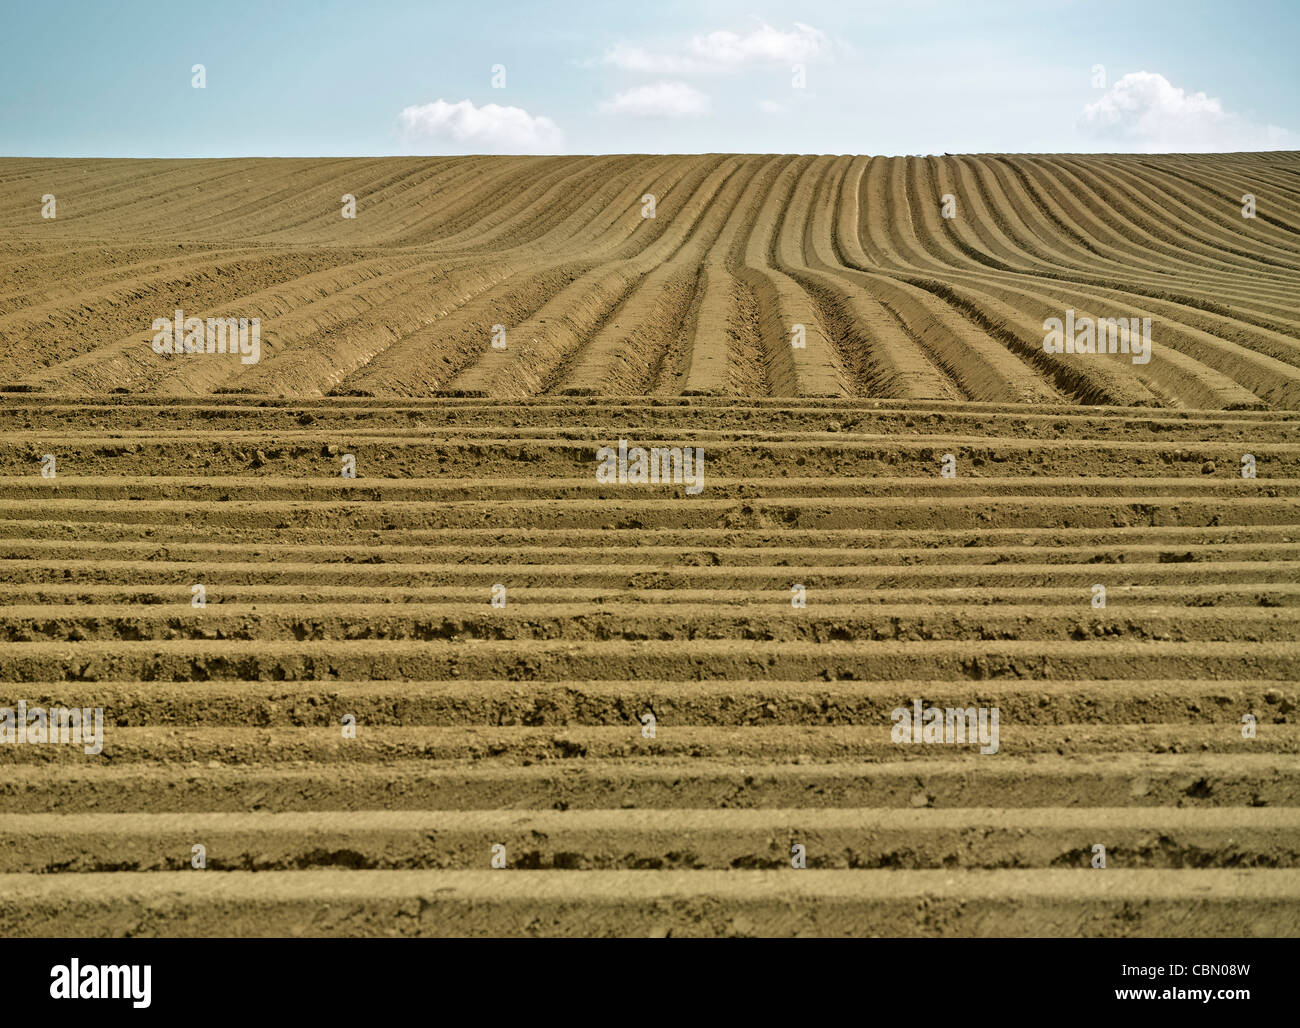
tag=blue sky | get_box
[2,0,1297,156]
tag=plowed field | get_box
[0,155,1298,936]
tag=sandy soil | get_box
[0,153,1297,936]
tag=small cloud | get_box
[688,22,828,67]
[1079,72,1297,152]
[600,22,832,76]
[599,43,700,76]
[757,100,787,115]
[398,99,563,154]
[599,81,709,118]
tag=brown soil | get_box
[0,153,1298,936]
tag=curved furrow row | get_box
[994,158,1298,301]
[889,188,1257,407]
[242,160,680,395]
[555,156,776,395]
[892,210,1289,407]
[834,158,1088,403]
[335,157,730,396]
[20,254,440,394]
[0,244,267,318]
[550,155,769,393]
[1137,158,1300,238]
[0,154,1296,406]
[378,156,612,249]
[448,157,752,397]
[790,156,959,398]
[952,157,1300,340]
[0,249,403,388]
[1039,157,1300,280]
[876,160,1297,407]
[0,159,314,236]
[1109,159,1300,260]
[735,156,843,396]
[678,155,797,396]
[176,158,471,243]
[405,155,661,256]
[1062,157,1300,273]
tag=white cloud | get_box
[599,44,701,76]
[601,22,830,76]
[599,81,710,118]
[757,100,787,115]
[688,22,828,67]
[398,99,563,154]
[1079,72,1297,153]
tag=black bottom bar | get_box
[1,938,1284,1017]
